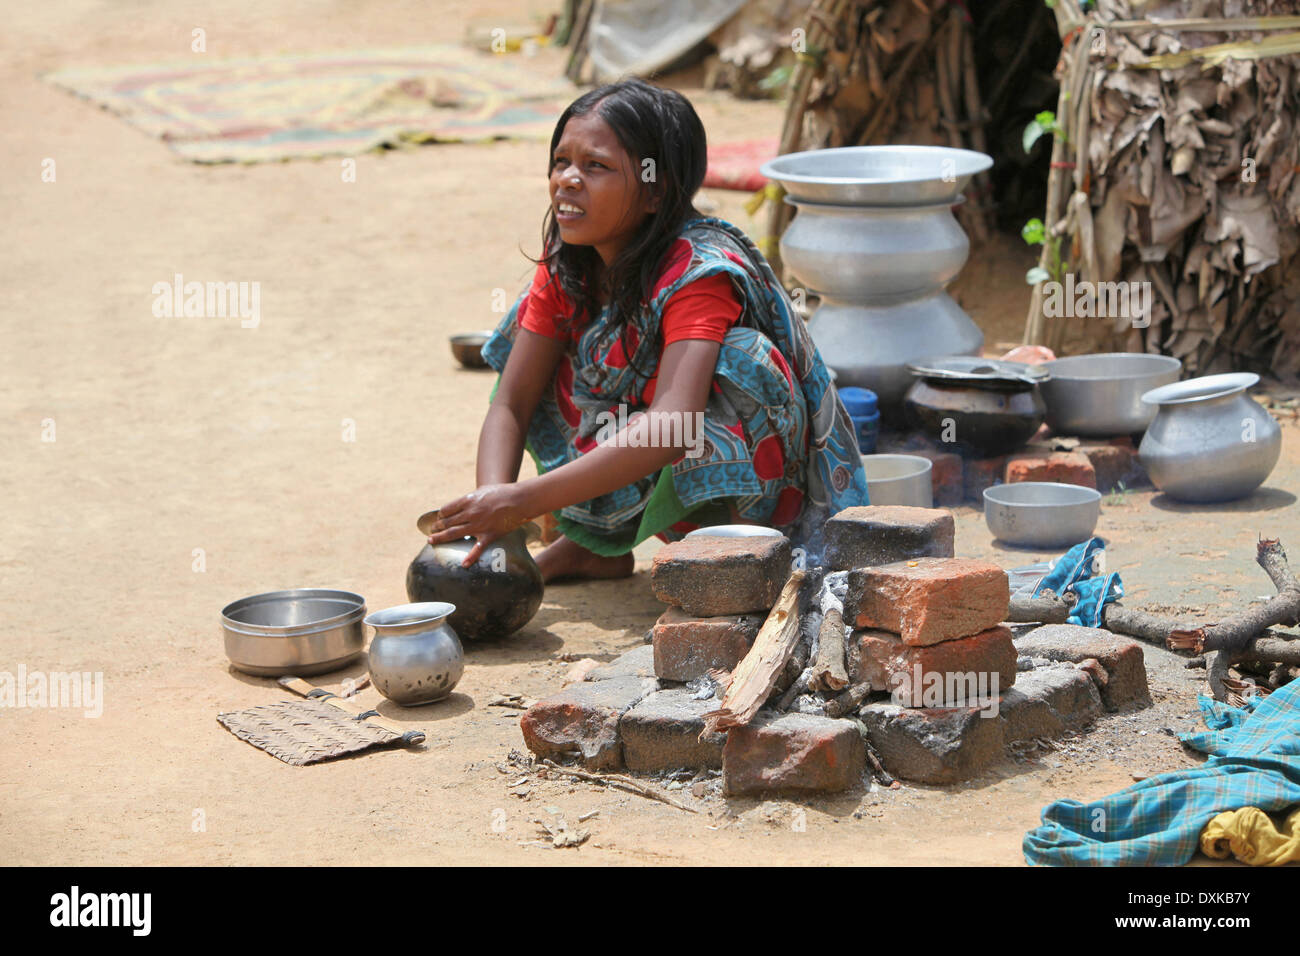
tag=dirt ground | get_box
[3,0,1297,866]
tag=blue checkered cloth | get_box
[1024,677,1300,866]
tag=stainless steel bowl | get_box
[983,482,1101,549]
[1040,352,1182,437]
[760,145,993,206]
[450,331,492,369]
[861,454,933,508]
[221,588,366,676]
[684,525,785,539]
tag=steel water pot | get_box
[1138,372,1281,503]
[407,512,544,640]
[365,602,464,706]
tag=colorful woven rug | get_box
[45,46,577,163]
[703,137,779,192]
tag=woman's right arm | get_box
[475,328,565,486]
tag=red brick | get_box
[1076,440,1146,493]
[1004,451,1097,489]
[722,713,864,795]
[651,606,761,682]
[1014,624,1150,711]
[651,535,791,616]
[844,557,1010,645]
[911,449,963,507]
[824,505,955,571]
[963,454,1009,501]
[848,625,1017,705]
[519,676,656,770]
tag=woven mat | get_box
[218,698,402,765]
[702,137,779,193]
[45,45,576,164]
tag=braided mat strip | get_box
[218,698,399,765]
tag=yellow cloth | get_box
[1200,805,1300,866]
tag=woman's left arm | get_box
[431,338,720,562]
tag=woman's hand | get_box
[427,483,532,566]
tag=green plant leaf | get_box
[1023,120,1046,154]
[1021,218,1046,245]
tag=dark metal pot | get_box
[902,357,1048,457]
[406,512,544,640]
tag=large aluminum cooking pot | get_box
[1040,353,1182,437]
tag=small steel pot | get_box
[903,357,1048,456]
[366,602,464,706]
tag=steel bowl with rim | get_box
[684,525,785,539]
[860,454,933,507]
[1039,352,1182,437]
[983,482,1101,549]
[221,588,366,677]
[760,145,993,206]
[449,331,493,369]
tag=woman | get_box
[427,78,868,580]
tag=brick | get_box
[650,536,791,616]
[722,713,865,795]
[824,505,955,571]
[1005,451,1097,489]
[998,663,1102,745]
[963,454,1009,501]
[651,606,761,682]
[586,645,656,681]
[847,626,1017,705]
[519,676,656,770]
[1076,438,1146,493]
[912,449,963,507]
[860,701,1005,784]
[1013,624,1150,711]
[620,688,725,772]
[843,557,1009,645]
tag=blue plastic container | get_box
[838,386,880,454]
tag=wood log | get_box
[809,606,849,691]
[701,571,807,735]
[1169,539,1300,654]
[824,681,873,717]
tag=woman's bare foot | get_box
[535,534,635,583]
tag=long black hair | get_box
[534,78,708,360]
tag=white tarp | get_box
[587,0,748,81]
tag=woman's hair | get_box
[535,77,708,360]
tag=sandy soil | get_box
[3,0,1296,866]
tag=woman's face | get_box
[550,111,659,265]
